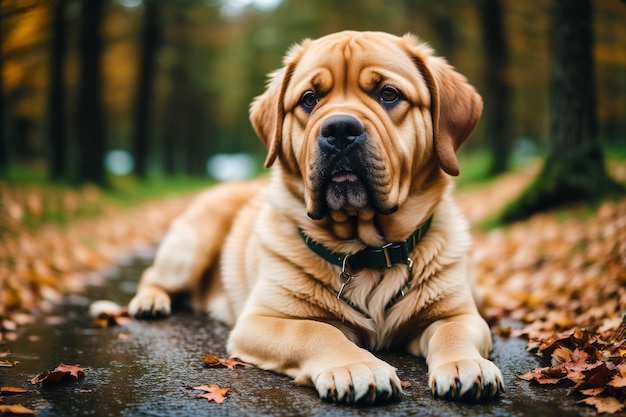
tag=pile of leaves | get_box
[0,180,193,340]
[462,168,626,413]
[517,327,626,414]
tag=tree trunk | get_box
[48,0,68,181]
[479,0,513,175]
[75,0,107,186]
[0,8,7,175]
[502,0,623,222]
[132,0,160,179]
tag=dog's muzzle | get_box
[308,114,374,217]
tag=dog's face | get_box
[250,31,482,221]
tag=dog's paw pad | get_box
[128,292,172,319]
[429,358,503,402]
[315,361,401,404]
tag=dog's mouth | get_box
[325,165,368,211]
[306,114,398,220]
[308,151,397,220]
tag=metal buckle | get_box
[406,257,413,273]
[337,255,357,299]
[381,243,394,268]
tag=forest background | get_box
[1,1,626,413]
[1,0,624,185]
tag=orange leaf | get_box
[193,384,230,404]
[52,363,85,379]
[578,396,625,414]
[0,360,18,367]
[203,354,249,369]
[31,363,85,386]
[202,355,221,366]
[0,386,28,394]
[579,387,605,396]
[0,404,36,414]
[608,375,626,388]
[219,358,249,369]
[198,391,228,404]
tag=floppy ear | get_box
[402,35,483,176]
[249,41,308,168]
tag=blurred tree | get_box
[47,0,68,181]
[132,0,161,179]
[0,8,6,174]
[479,0,513,175]
[503,0,623,221]
[76,0,107,185]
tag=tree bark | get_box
[132,0,160,179]
[0,8,7,174]
[502,0,623,222]
[75,0,107,186]
[479,0,513,175]
[48,0,68,181]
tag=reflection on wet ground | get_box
[2,255,591,416]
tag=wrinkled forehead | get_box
[287,33,431,106]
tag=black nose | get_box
[318,115,365,150]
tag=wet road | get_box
[2,254,595,416]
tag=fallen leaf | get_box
[31,363,85,386]
[0,404,36,414]
[192,384,230,404]
[578,396,625,414]
[401,381,412,388]
[579,387,605,396]
[608,375,626,388]
[203,354,249,369]
[0,386,28,394]
[0,360,18,367]
[202,355,221,367]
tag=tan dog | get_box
[129,31,503,404]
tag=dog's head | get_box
[250,31,482,221]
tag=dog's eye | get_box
[300,91,318,112]
[379,86,402,107]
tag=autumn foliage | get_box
[1,162,625,412]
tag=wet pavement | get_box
[1,253,598,416]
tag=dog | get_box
[128,31,504,404]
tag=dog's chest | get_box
[336,266,418,345]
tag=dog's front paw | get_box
[429,358,503,402]
[314,361,401,404]
[128,290,171,319]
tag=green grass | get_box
[605,142,626,160]
[1,165,214,236]
[455,151,494,189]
[107,175,214,205]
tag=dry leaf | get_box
[0,386,28,394]
[578,396,625,414]
[192,384,230,404]
[0,404,36,414]
[31,363,85,386]
[203,354,249,369]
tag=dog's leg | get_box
[128,217,202,318]
[228,314,402,404]
[129,181,265,318]
[413,313,504,402]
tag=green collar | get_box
[299,215,433,271]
